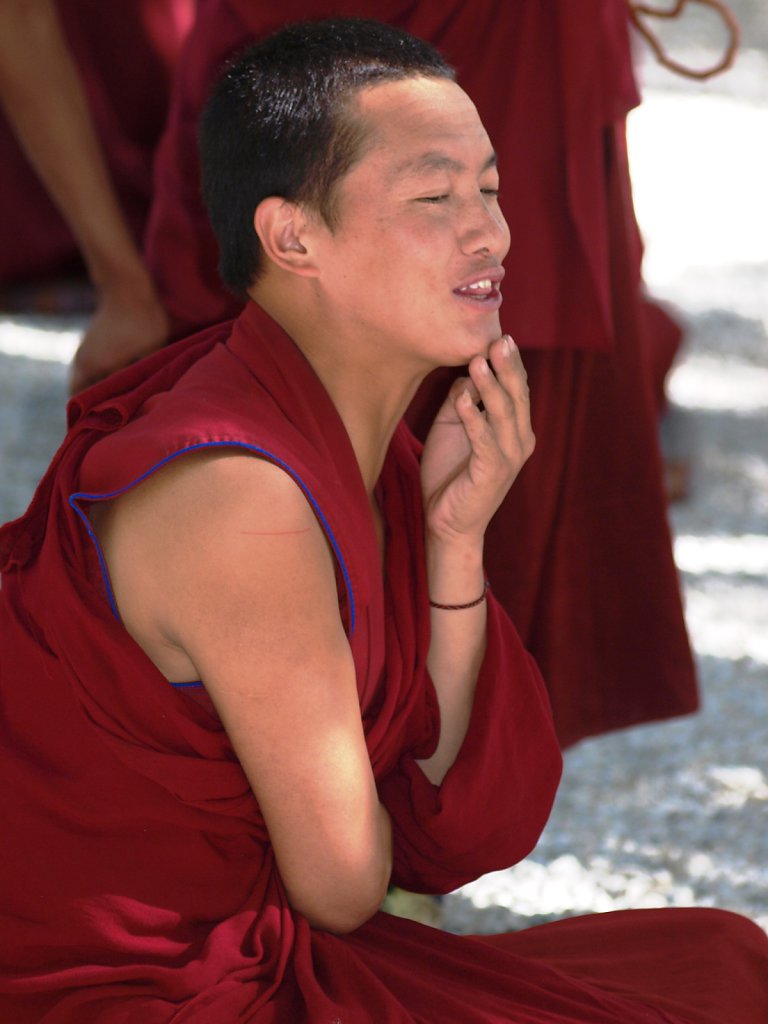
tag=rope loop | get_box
[628,0,741,80]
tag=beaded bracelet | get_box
[429,580,489,611]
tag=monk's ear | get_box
[253,197,318,277]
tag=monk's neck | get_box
[315,354,419,495]
[251,292,425,495]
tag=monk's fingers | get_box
[449,374,481,408]
[486,336,533,444]
[488,335,529,403]
[430,375,479,427]
[467,338,533,461]
[453,382,522,481]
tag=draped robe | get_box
[1,302,766,1023]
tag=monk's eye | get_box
[481,188,500,198]
[415,194,450,204]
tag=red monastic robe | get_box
[144,0,698,746]
[0,0,194,286]
[1,303,766,1023]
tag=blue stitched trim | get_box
[170,680,205,689]
[68,441,356,644]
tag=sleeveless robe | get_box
[0,302,765,1023]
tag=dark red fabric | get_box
[2,301,764,1022]
[0,0,194,285]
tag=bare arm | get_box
[418,335,534,783]
[0,0,168,392]
[95,452,392,934]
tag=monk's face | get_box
[312,76,511,368]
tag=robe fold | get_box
[1,302,766,1023]
[144,0,698,747]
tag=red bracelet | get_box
[429,580,489,611]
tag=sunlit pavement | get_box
[1,33,766,936]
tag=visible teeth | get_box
[466,279,492,290]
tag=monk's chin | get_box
[462,322,506,362]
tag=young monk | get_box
[1,18,765,1024]
[84,0,701,748]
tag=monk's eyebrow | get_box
[393,150,497,178]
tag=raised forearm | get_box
[417,535,487,785]
[417,337,534,784]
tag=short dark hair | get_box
[199,17,454,295]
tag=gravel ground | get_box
[1,4,766,939]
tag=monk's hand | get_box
[420,335,534,545]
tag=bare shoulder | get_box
[94,447,322,563]
[90,448,340,681]
[99,447,314,530]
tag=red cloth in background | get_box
[1,301,765,1022]
[0,0,194,285]
[144,0,698,748]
